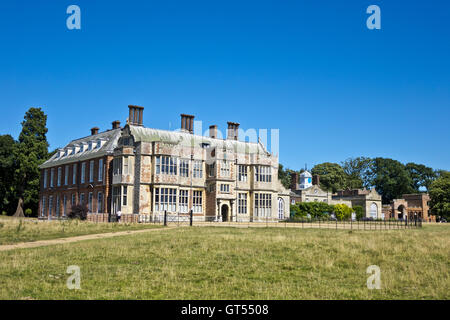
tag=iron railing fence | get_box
[83,211,423,230]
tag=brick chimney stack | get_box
[290,172,299,190]
[128,105,144,126]
[181,114,195,133]
[91,127,99,135]
[227,122,240,140]
[312,175,320,187]
[209,125,217,139]
[112,120,121,129]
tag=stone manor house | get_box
[38,105,290,222]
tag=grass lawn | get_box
[0,224,449,299]
[0,217,161,245]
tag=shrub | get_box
[353,205,364,220]
[68,204,88,220]
[290,202,335,219]
[333,203,353,221]
[25,208,32,217]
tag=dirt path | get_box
[0,227,174,252]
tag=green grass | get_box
[0,224,449,299]
[0,217,161,245]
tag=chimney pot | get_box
[209,125,217,139]
[128,105,144,126]
[91,127,99,135]
[312,175,320,187]
[181,114,195,133]
[112,120,121,129]
[227,122,240,140]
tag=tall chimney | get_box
[290,172,299,190]
[91,127,99,135]
[128,105,144,126]
[112,120,121,129]
[312,175,320,187]
[181,114,195,133]
[227,122,240,140]
[209,125,217,139]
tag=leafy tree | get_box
[341,157,374,189]
[13,108,49,217]
[352,205,364,220]
[370,158,414,204]
[428,172,450,220]
[0,135,17,215]
[436,170,450,180]
[333,203,352,220]
[278,164,292,190]
[311,162,347,193]
[405,162,437,191]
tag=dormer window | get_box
[56,149,64,158]
[88,141,93,151]
[96,139,101,149]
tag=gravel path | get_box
[0,227,173,252]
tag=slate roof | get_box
[39,128,122,169]
[39,123,272,170]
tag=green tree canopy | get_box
[278,164,292,190]
[428,172,450,220]
[341,157,374,189]
[13,108,49,216]
[311,162,347,193]
[0,135,17,215]
[370,158,414,204]
[405,162,437,191]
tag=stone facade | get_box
[383,194,434,222]
[332,189,383,219]
[38,106,290,222]
[290,184,333,204]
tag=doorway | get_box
[221,205,228,222]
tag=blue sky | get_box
[0,0,449,171]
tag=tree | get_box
[13,108,50,217]
[333,203,352,220]
[370,158,414,204]
[0,135,17,215]
[428,172,450,220]
[311,162,347,193]
[405,162,437,192]
[436,170,450,180]
[341,157,374,189]
[278,164,292,190]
